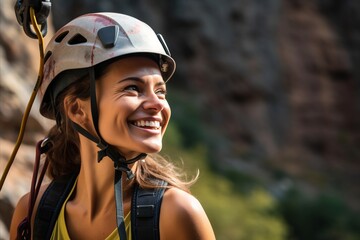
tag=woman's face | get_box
[96,56,171,158]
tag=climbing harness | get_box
[32,167,167,240]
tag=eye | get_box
[124,85,140,92]
[156,88,167,97]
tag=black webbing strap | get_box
[131,180,168,240]
[112,154,146,240]
[114,169,127,240]
[32,172,166,240]
[33,171,78,239]
[89,67,102,142]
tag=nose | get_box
[142,92,165,112]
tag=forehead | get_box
[104,56,162,79]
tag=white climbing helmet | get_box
[39,12,176,119]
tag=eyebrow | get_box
[118,77,166,87]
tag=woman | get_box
[10,12,215,239]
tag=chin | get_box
[140,142,163,154]
[143,145,162,154]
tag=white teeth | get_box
[133,120,161,129]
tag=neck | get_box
[73,134,136,219]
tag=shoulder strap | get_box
[33,172,78,240]
[131,179,168,240]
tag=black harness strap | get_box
[131,180,168,240]
[33,171,78,240]
[33,173,167,240]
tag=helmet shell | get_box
[39,12,176,119]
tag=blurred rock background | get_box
[1,0,360,239]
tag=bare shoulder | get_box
[9,183,50,240]
[9,191,30,239]
[160,187,216,240]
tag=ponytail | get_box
[46,124,80,179]
[45,75,89,179]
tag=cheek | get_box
[161,103,171,134]
[98,98,130,132]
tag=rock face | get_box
[1,0,360,238]
[278,1,360,195]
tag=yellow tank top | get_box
[50,180,132,240]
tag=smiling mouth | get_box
[132,120,161,130]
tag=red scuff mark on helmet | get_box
[43,59,55,85]
[86,13,117,27]
[90,21,98,66]
[41,58,56,98]
[87,14,114,66]
[87,13,128,36]
[90,34,98,66]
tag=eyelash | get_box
[124,85,139,92]
[156,89,167,96]
[123,85,167,96]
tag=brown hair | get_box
[45,65,196,192]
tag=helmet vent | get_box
[55,31,69,43]
[44,51,52,64]
[68,34,87,45]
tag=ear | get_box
[63,95,89,125]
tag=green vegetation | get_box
[279,189,360,240]
[162,121,360,240]
[162,123,287,240]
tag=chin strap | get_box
[72,121,146,240]
[69,67,147,239]
[71,121,147,179]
